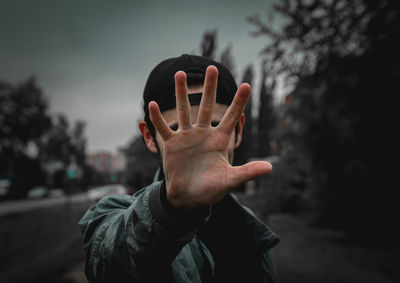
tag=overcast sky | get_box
[0,0,279,154]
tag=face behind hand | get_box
[139,85,244,165]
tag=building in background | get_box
[87,152,113,173]
[112,149,126,173]
[87,151,126,174]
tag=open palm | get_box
[149,66,272,210]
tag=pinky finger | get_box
[149,101,173,140]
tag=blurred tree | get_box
[237,65,255,161]
[200,29,217,59]
[70,120,87,169]
[0,77,51,197]
[39,115,88,191]
[257,61,276,157]
[219,43,236,79]
[40,114,71,166]
[199,29,237,79]
[0,77,51,161]
[70,120,87,191]
[248,0,370,80]
[248,0,400,245]
[230,65,256,193]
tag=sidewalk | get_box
[267,213,400,283]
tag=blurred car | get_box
[87,184,127,201]
[0,179,11,198]
[48,188,65,198]
[27,186,48,199]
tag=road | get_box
[0,193,94,283]
[0,193,90,217]
[1,193,399,283]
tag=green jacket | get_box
[79,171,279,282]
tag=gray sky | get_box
[0,0,278,154]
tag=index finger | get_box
[149,101,174,140]
[217,83,251,135]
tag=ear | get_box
[138,121,159,154]
[234,113,245,149]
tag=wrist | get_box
[165,179,199,211]
[163,181,207,210]
[161,181,211,224]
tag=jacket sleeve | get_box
[261,250,278,283]
[78,181,210,282]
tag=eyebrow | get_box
[168,121,221,131]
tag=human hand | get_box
[149,66,272,210]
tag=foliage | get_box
[248,0,400,242]
[199,29,237,80]
[248,0,370,80]
[0,77,51,197]
[40,115,71,166]
[200,29,217,60]
[0,77,88,198]
[257,61,276,157]
[70,120,86,168]
[219,43,237,79]
[235,65,255,163]
[40,115,87,168]
[38,114,87,191]
[0,77,51,159]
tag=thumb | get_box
[228,161,272,189]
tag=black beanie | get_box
[142,54,237,132]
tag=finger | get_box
[217,83,251,135]
[197,65,218,128]
[227,161,272,189]
[175,71,191,130]
[149,101,173,140]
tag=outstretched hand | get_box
[149,65,272,210]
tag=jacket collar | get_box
[154,167,164,182]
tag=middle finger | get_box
[197,65,218,128]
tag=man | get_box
[79,54,279,282]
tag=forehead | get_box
[161,103,229,126]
